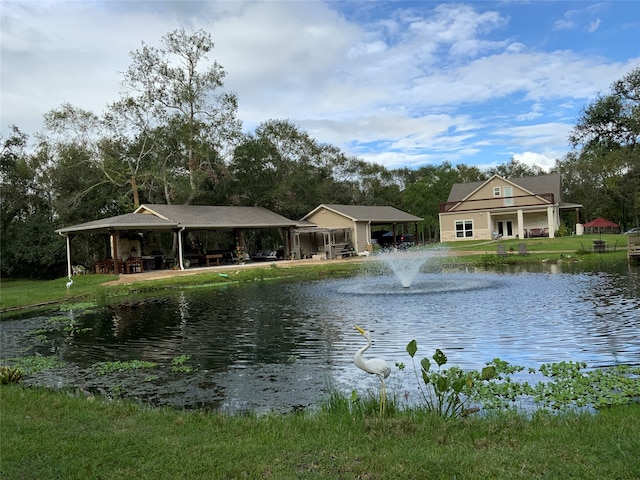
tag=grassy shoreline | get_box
[2,384,639,479]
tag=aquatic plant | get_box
[532,361,640,411]
[8,356,64,375]
[0,365,24,384]
[92,360,158,376]
[404,343,640,417]
[406,340,498,417]
[171,355,196,373]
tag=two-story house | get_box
[439,173,582,242]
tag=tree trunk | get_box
[131,175,140,208]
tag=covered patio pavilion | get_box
[56,204,298,279]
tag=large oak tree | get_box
[561,67,640,229]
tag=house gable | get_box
[305,206,354,229]
[444,174,560,213]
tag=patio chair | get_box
[126,257,144,274]
[518,243,529,256]
[163,256,176,269]
[94,258,114,274]
[497,244,506,257]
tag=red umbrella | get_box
[583,217,619,238]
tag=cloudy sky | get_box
[1,1,639,171]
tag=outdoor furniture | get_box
[593,240,606,253]
[252,250,279,261]
[628,233,640,264]
[94,258,114,274]
[126,257,144,274]
[527,228,549,238]
[163,256,176,269]
[141,255,162,271]
[518,243,529,256]
[497,244,506,257]
[205,253,224,267]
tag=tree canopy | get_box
[1,27,637,278]
[560,67,640,229]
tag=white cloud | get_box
[512,151,559,172]
[553,19,574,31]
[1,0,637,172]
[553,5,606,34]
[587,18,601,33]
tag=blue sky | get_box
[1,1,639,171]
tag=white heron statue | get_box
[66,278,73,289]
[354,325,391,415]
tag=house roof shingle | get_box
[56,213,178,234]
[136,204,298,228]
[303,204,423,223]
[56,205,298,234]
[447,173,563,203]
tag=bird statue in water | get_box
[354,325,391,415]
[66,278,73,289]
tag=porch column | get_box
[547,206,555,238]
[517,209,525,239]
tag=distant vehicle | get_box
[624,227,640,234]
[376,231,415,248]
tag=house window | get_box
[493,187,501,197]
[503,186,513,206]
[455,220,473,238]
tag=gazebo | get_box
[56,204,298,278]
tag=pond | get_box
[2,261,639,414]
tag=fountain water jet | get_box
[376,246,446,288]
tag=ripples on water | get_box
[2,266,639,413]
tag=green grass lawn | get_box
[442,233,628,253]
[0,262,361,314]
[1,385,639,479]
[0,274,119,312]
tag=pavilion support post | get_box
[284,228,292,260]
[177,227,185,270]
[111,232,120,274]
[59,233,73,279]
[392,223,398,249]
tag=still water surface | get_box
[3,265,639,413]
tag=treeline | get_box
[1,29,638,279]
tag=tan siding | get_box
[451,178,549,211]
[440,212,492,242]
[307,208,354,229]
[355,222,369,252]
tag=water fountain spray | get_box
[376,246,446,288]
